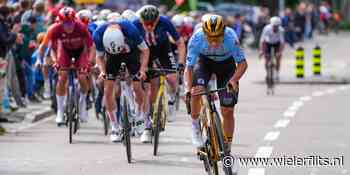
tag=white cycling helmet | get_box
[76,9,92,23]
[122,9,138,21]
[107,12,122,22]
[183,16,194,26]
[171,14,184,27]
[103,25,126,54]
[99,9,112,21]
[270,16,281,26]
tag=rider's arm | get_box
[38,28,53,62]
[278,27,285,53]
[93,25,107,75]
[176,37,186,65]
[184,34,200,92]
[138,41,150,74]
[230,38,248,84]
[259,26,268,52]
[164,17,186,65]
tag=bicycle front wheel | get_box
[213,111,233,175]
[153,94,163,156]
[122,97,132,163]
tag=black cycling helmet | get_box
[139,5,159,22]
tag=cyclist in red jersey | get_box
[38,7,95,124]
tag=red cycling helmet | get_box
[58,7,76,22]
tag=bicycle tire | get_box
[122,97,132,163]
[175,90,180,111]
[68,94,73,144]
[102,107,109,136]
[213,111,233,175]
[153,94,163,156]
[73,93,79,134]
[206,127,219,175]
[199,109,219,175]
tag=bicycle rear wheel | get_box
[122,97,132,163]
[153,94,163,156]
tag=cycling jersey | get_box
[93,19,147,57]
[43,21,93,51]
[259,24,285,45]
[132,16,180,47]
[186,27,245,67]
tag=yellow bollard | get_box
[295,47,305,78]
[312,45,321,76]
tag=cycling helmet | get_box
[202,14,225,37]
[76,9,92,24]
[58,7,76,22]
[122,9,138,21]
[107,12,122,22]
[103,25,126,54]
[171,14,184,27]
[270,16,281,26]
[139,5,159,22]
[99,9,112,21]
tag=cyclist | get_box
[185,14,248,153]
[133,5,186,143]
[259,16,285,80]
[93,19,149,142]
[38,7,95,124]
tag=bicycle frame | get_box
[152,74,168,129]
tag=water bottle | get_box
[2,88,10,113]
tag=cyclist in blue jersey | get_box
[184,14,248,153]
[93,19,149,142]
[133,5,186,143]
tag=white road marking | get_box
[341,169,348,174]
[338,85,350,91]
[274,119,290,128]
[326,88,337,94]
[264,131,280,141]
[255,147,273,158]
[248,168,265,175]
[312,91,325,97]
[180,157,189,162]
[283,110,296,118]
[300,96,312,102]
[7,116,54,133]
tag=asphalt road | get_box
[1,33,349,175]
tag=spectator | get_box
[294,2,306,41]
[282,8,296,47]
[0,4,23,131]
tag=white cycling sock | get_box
[191,118,200,130]
[44,79,50,94]
[79,92,87,119]
[56,95,66,116]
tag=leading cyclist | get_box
[185,14,248,153]
[93,19,149,142]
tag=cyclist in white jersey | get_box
[259,16,285,80]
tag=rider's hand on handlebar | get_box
[98,72,106,80]
[227,79,238,93]
[177,63,185,72]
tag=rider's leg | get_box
[56,70,68,123]
[221,106,235,152]
[166,73,177,122]
[76,51,91,122]
[55,43,70,124]
[104,80,118,129]
[77,73,89,122]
